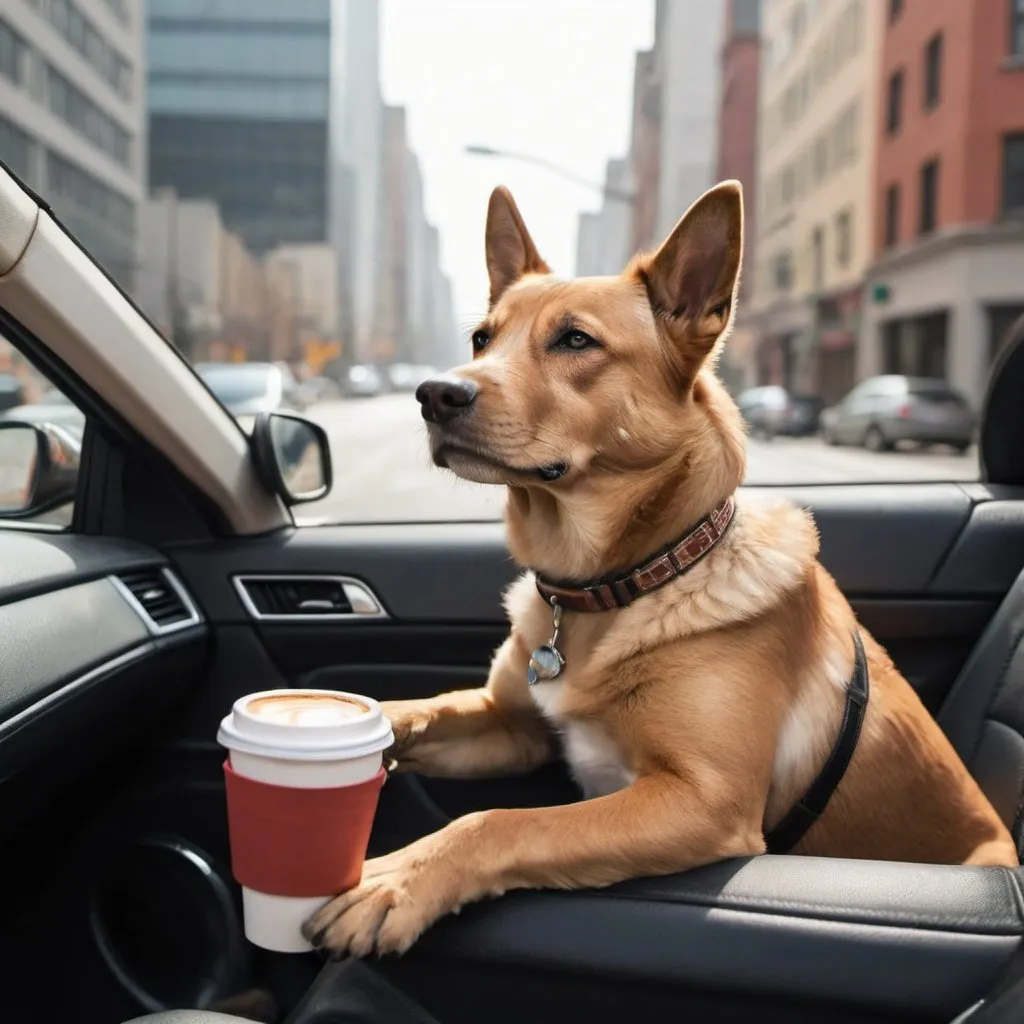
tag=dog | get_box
[304,180,1017,959]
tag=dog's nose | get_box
[416,374,479,424]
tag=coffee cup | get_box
[217,688,394,953]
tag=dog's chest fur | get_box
[528,679,637,798]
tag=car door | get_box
[2,169,1023,1024]
[835,380,873,442]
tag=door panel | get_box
[163,481,1024,827]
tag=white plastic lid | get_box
[217,688,394,761]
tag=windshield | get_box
[198,365,274,405]
[9,0,1022,523]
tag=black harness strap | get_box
[765,631,870,855]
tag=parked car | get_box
[820,375,974,452]
[736,385,823,438]
[344,363,386,398]
[195,361,304,431]
[0,372,24,413]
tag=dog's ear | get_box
[485,186,551,307]
[638,180,743,369]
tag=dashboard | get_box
[0,531,209,838]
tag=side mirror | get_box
[250,412,332,506]
[0,421,80,518]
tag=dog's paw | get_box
[379,700,429,762]
[303,844,455,958]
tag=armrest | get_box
[413,856,1024,1019]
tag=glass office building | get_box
[147,0,331,254]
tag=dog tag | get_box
[528,602,565,686]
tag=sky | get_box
[379,0,655,338]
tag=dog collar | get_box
[533,495,737,613]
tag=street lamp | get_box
[465,144,637,205]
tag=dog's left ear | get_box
[638,180,743,363]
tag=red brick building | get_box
[717,0,761,300]
[861,0,1024,408]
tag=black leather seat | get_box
[939,566,1024,858]
[939,312,1024,859]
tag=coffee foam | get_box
[246,692,369,728]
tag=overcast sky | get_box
[380,0,655,341]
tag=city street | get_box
[299,394,980,525]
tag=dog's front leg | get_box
[305,773,767,957]
[381,634,554,777]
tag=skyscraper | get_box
[0,0,145,289]
[147,0,332,255]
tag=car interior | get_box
[3,168,1024,1024]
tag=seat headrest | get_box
[981,314,1024,486]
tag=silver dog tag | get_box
[528,602,565,685]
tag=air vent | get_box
[233,575,386,620]
[114,569,201,634]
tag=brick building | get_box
[716,0,761,389]
[717,0,761,299]
[860,0,1024,409]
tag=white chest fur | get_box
[529,680,637,799]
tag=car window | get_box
[0,334,83,530]
[14,0,1001,521]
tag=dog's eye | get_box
[554,329,598,352]
[471,329,490,353]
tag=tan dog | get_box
[305,181,1017,959]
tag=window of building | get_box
[889,0,904,24]
[924,33,943,108]
[774,251,793,292]
[45,150,136,286]
[811,226,825,291]
[884,183,901,248]
[0,18,29,89]
[1003,133,1024,214]
[45,65,132,168]
[887,69,904,135]
[919,158,940,236]
[835,209,852,268]
[49,0,133,100]
[0,113,33,183]
[1012,0,1024,56]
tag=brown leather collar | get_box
[534,496,737,613]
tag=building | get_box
[574,159,634,277]
[264,243,340,344]
[748,0,882,404]
[717,0,761,298]
[0,0,145,290]
[374,104,411,364]
[651,0,726,242]
[147,0,332,256]
[628,48,661,255]
[137,191,298,362]
[330,0,384,365]
[860,0,1024,410]
[716,0,762,391]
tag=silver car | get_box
[820,376,974,453]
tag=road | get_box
[299,394,980,524]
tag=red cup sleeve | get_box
[223,760,385,897]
